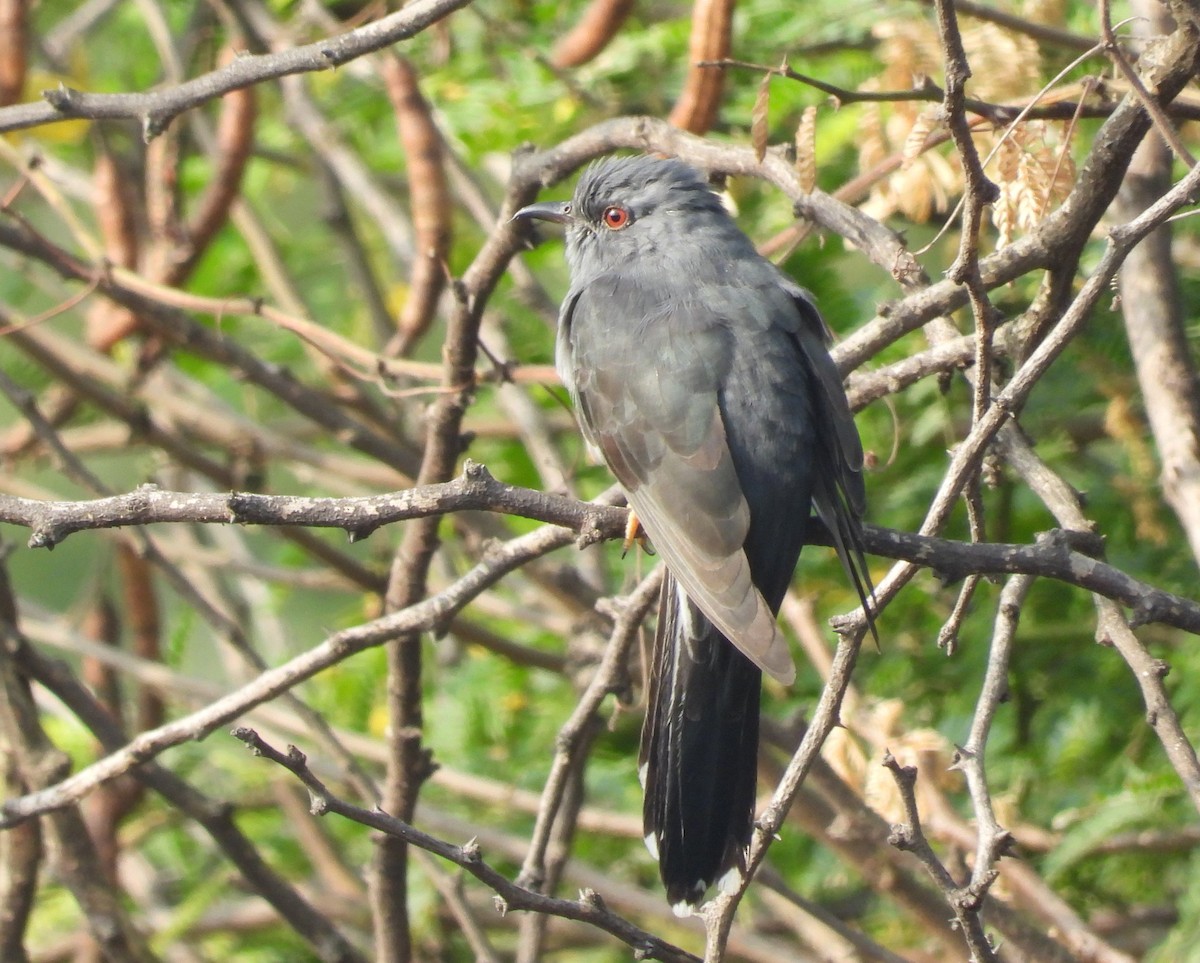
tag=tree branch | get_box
[233,728,700,963]
[0,0,475,138]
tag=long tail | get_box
[639,573,762,911]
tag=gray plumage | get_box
[515,155,871,909]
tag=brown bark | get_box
[550,0,636,68]
[0,0,27,107]
[668,0,734,134]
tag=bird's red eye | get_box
[602,206,630,229]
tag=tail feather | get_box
[639,574,762,909]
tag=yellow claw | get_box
[621,509,655,558]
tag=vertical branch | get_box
[371,540,437,962]
[142,122,184,289]
[955,574,1031,907]
[1115,144,1200,563]
[515,570,662,960]
[80,595,137,886]
[1113,0,1200,570]
[116,547,164,735]
[926,0,1006,670]
[0,745,41,963]
[932,0,1003,560]
[79,546,166,887]
[0,560,158,963]
[369,174,537,959]
[882,752,999,963]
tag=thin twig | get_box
[1098,0,1196,167]
[517,570,662,892]
[0,0,477,137]
[233,728,700,963]
[882,752,999,962]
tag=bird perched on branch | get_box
[515,155,872,912]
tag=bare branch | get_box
[234,728,700,963]
[0,0,475,137]
[0,511,606,829]
[3,480,1199,634]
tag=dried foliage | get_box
[858,17,1048,226]
[751,71,772,163]
[992,120,1076,246]
[795,105,817,192]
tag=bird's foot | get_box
[621,509,655,558]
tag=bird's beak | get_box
[511,201,573,225]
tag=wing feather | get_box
[779,280,876,639]
[561,276,797,683]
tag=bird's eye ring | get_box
[602,205,631,230]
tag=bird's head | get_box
[513,155,741,280]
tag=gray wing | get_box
[778,279,875,636]
[560,274,796,684]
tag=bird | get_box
[514,155,871,912]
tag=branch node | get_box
[346,525,378,544]
[42,83,79,113]
[1129,597,1164,630]
[27,526,61,551]
[227,491,252,524]
[576,510,610,549]
[142,111,174,142]
[882,749,916,788]
[887,824,916,851]
[958,868,1000,910]
[231,725,263,754]
[579,887,606,912]
[515,867,542,891]
[460,837,482,864]
[461,458,493,487]
[949,744,975,772]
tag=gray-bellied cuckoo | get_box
[515,155,872,911]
